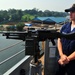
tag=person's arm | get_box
[57,38,63,56]
[57,38,67,58]
[57,38,68,65]
[67,51,75,61]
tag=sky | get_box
[0,0,75,12]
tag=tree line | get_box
[0,8,68,23]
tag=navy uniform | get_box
[55,22,75,75]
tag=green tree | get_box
[6,26,11,31]
[16,23,25,31]
[8,9,23,21]
[16,10,23,20]
[21,14,34,21]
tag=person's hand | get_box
[58,54,69,65]
[58,59,64,65]
[60,54,67,62]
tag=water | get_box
[0,34,43,74]
[0,34,25,74]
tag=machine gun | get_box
[3,30,58,63]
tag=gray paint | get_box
[44,39,58,75]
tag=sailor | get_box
[55,3,75,75]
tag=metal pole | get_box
[29,59,42,75]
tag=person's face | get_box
[69,11,75,21]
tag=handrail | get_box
[3,56,30,75]
[0,41,23,52]
[0,49,25,65]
